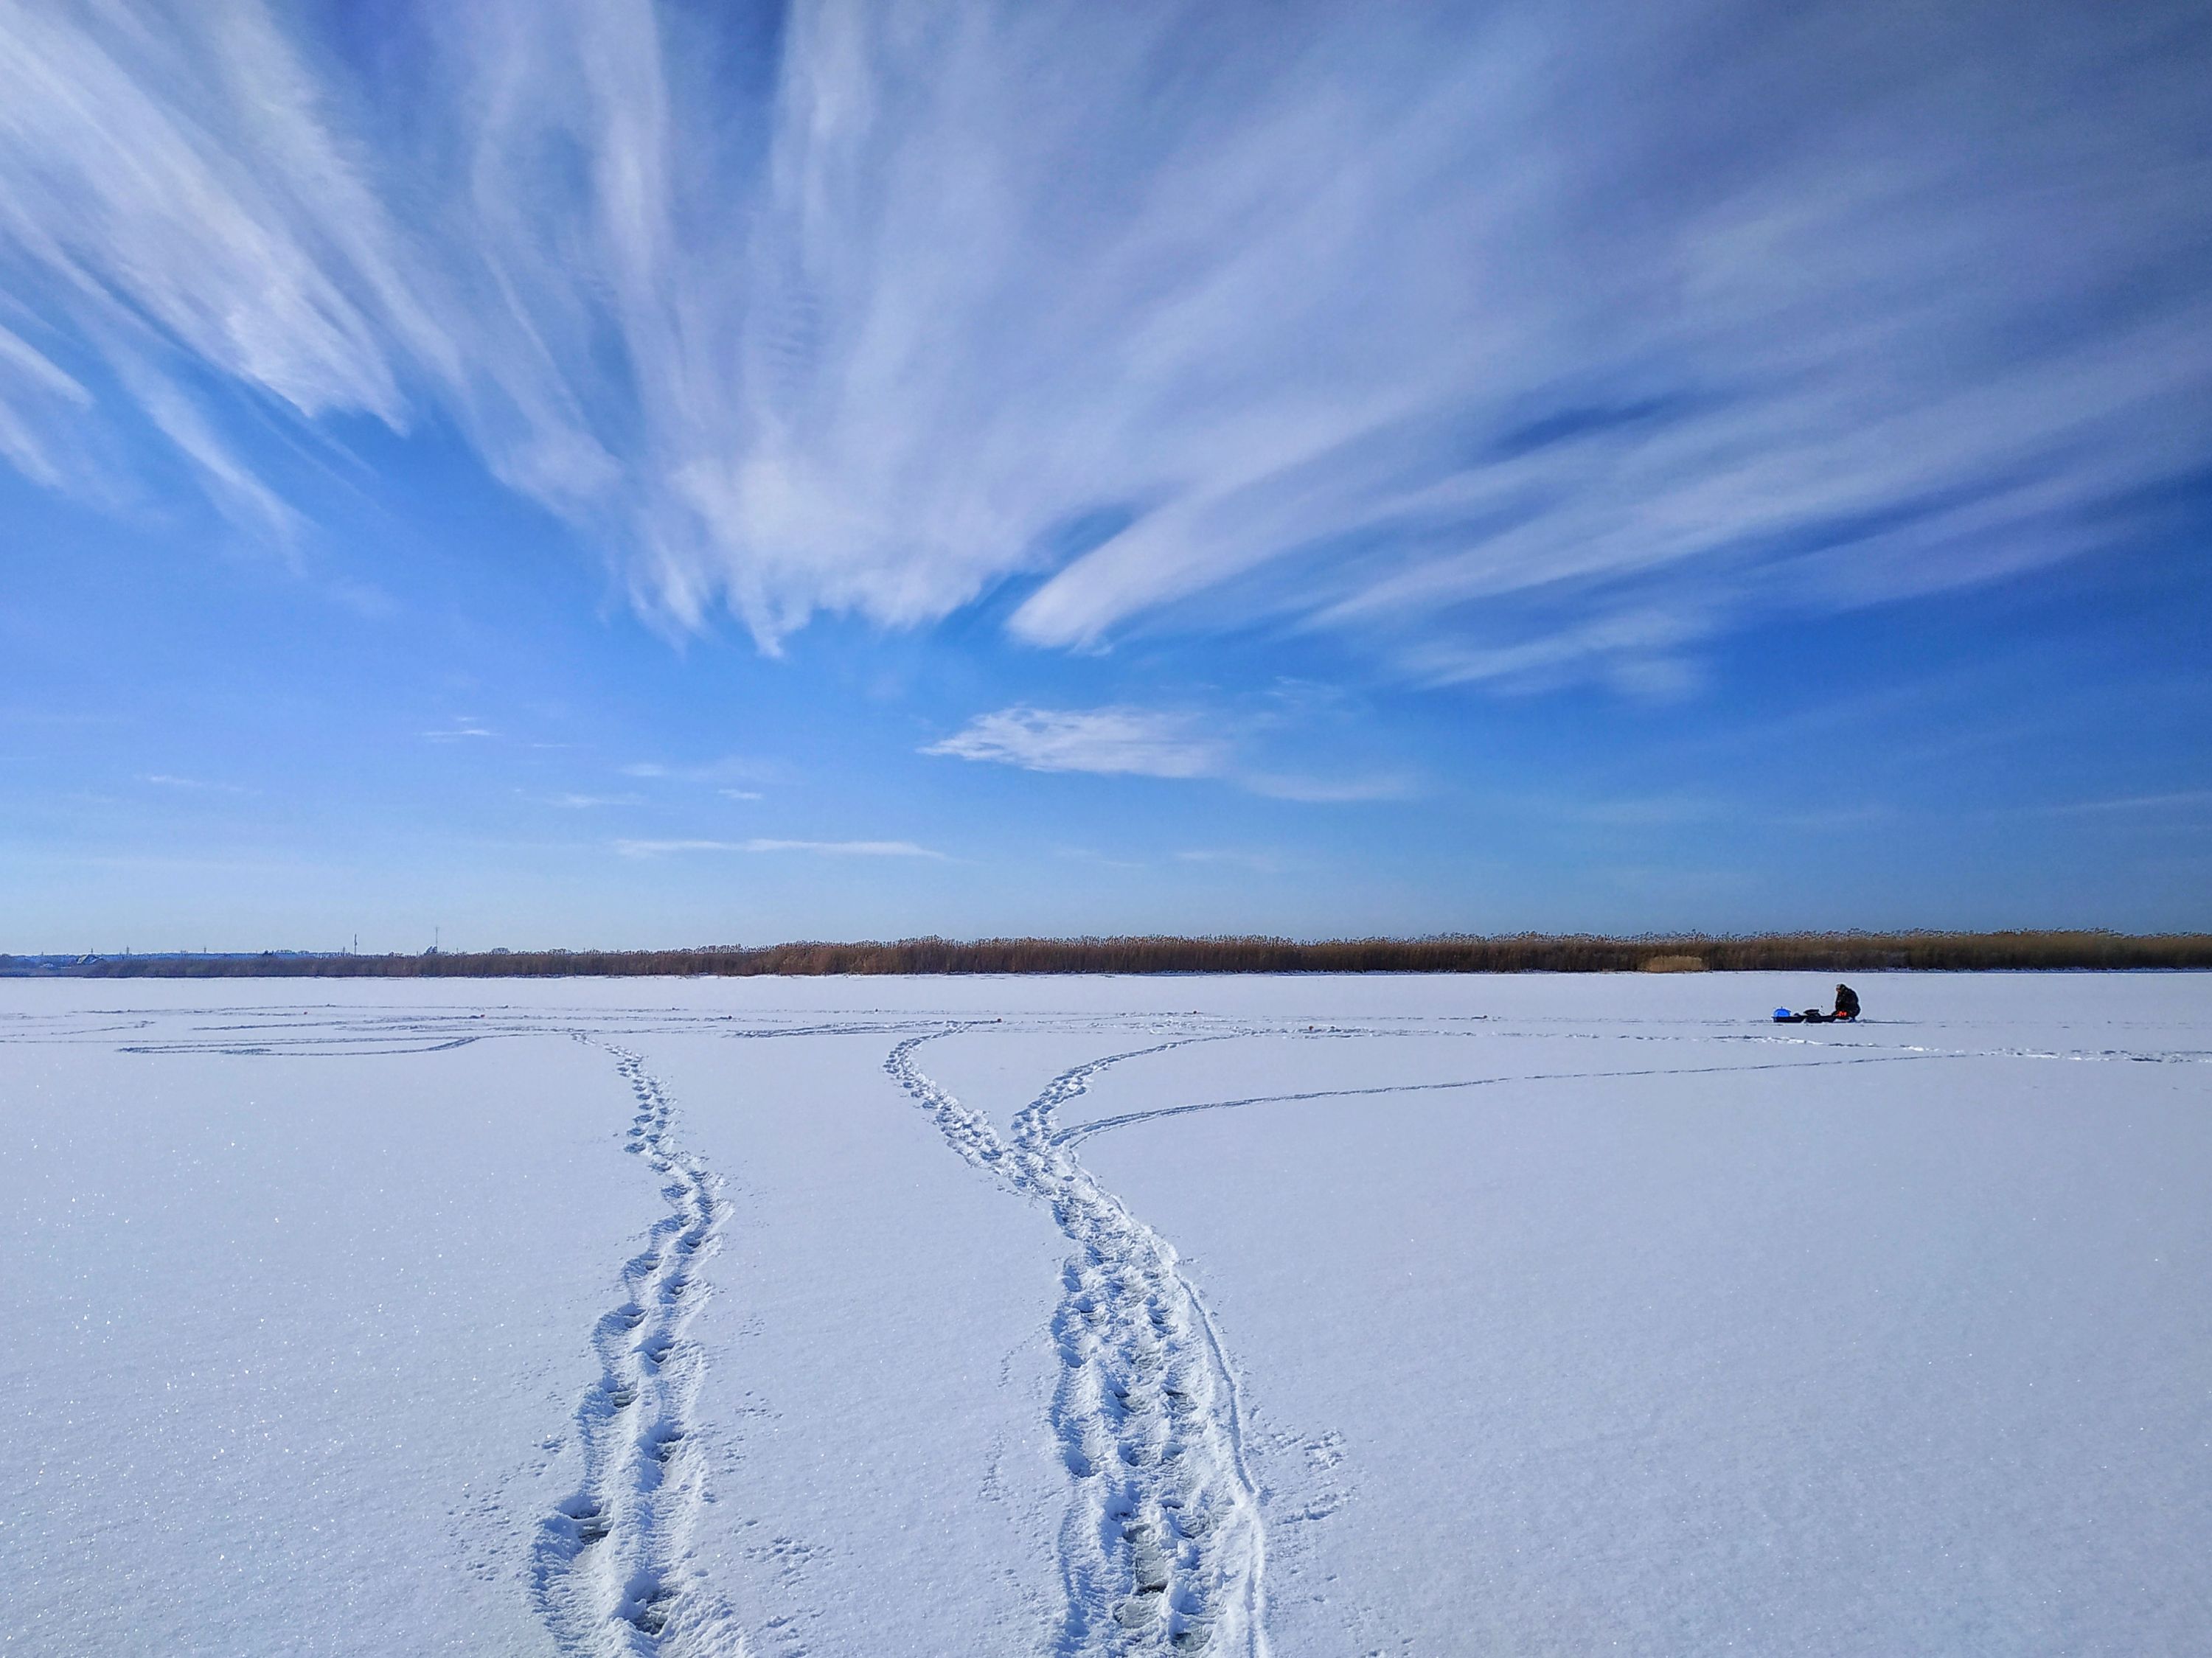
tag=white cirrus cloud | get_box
[614,837,944,859]
[1237,773,1419,804]
[0,1,2205,684]
[924,706,1230,781]
[925,703,1415,801]
[2033,790,2212,818]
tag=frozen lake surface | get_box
[4,972,2208,1657]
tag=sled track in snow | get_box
[888,1029,1270,1658]
[535,1041,736,1657]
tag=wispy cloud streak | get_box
[925,707,1228,780]
[0,0,2205,682]
[2034,790,2212,818]
[927,703,1416,801]
[140,773,255,794]
[614,837,945,858]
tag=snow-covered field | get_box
[4,973,2208,1657]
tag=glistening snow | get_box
[3,974,2207,1656]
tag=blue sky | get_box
[2,0,2208,952]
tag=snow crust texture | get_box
[4,972,2209,1658]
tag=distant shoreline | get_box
[6,932,2209,978]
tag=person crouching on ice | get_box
[1832,983,1860,1020]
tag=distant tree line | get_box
[10,930,2212,977]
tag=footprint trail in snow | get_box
[535,1042,737,1657]
[889,1029,1271,1658]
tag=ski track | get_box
[1052,1049,1958,1147]
[534,1040,738,1658]
[888,1028,1272,1658]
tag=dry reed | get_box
[18,930,2212,978]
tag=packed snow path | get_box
[888,1030,1270,1658]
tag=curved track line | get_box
[1053,1050,1953,1146]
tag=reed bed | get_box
[22,930,2212,977]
